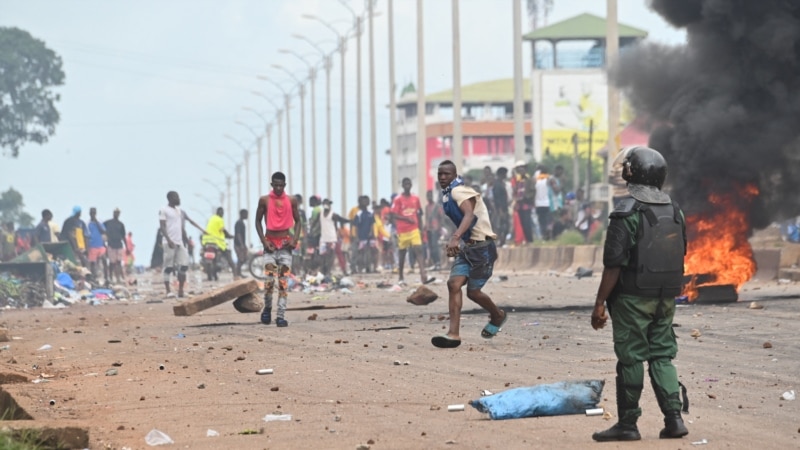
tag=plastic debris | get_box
[206,429,219,437]
[448,404,465,412]
[144,429,174,446]
[692,439,708,445]
[263,414,292,422]
[781,390,795,401]
[37,344,52,351]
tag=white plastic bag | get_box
[145,429,174,446]
[263,414,292,422]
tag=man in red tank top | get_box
[255,172,301,327]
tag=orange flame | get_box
[682,184,759,301]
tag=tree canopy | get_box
[0,188,34,228]
[0,27,65,157]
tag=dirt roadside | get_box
[0,269,798,449]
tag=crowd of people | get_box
[1,206,136,286]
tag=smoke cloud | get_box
[612,0,800,228]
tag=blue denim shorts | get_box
[449,240,497,291]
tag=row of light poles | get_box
[204,0,382,221]
[207,0,490,225]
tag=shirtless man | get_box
[255,172,302,327]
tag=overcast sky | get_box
[0,0,685,260]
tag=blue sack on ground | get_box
[56,272,75,290]
[469,379,604,420]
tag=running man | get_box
[431,160,506,349]
[255,172,301,327]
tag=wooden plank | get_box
[286,305,352,311]
[173,279,258,316]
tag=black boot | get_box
[659,410,689,439]
[592,423,641,442]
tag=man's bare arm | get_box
[255,197,267,242]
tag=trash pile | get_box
[0,272,48,308]
[1,250,135,309]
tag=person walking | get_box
[234,209,248,278]
[159,191,205,298]
[431,160,506,349]
[104,208,127,284]
[424,189,444,271]
[318,199,348,276]
[590,146,689,442]
[255,172,301,327]
[391,178,433,285]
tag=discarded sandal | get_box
[431,335,462,348]
[481,310,508,339]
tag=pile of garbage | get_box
[0,272,49,308]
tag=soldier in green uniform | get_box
[590,146,689,441]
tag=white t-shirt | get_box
[535,176,551,208]
[320,210,338,244]
[159,206,186,246]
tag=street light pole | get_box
[368,0,378,202]
[416,0,427,202]
[279,50,319,197]
[250,92,284,172]
[272,64,308,202]
[208,162,235,230]
[512,0,525,162]
[292,35,336,201]
[388,0,398,192]
[452,0,464,169]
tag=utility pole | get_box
[309,68,317,195]
[452,0,463,169]
[356,15,364,198]
[284,94,293,194]
[325,56,333,200]
[513,0,525,162]
[388,0,399,192]
[606,0,620,212]
[416,0,426,201]
[299,84,307,203]
[340,35,348,213]
[368,0,378,201]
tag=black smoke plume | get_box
[612,0,800,228]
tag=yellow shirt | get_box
[201,215,227,251]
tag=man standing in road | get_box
[159,191,205,298]
[590,146,689,442]
[391,178,433,286]
[431,160,506,349]
[234,209,248,278]
[104,208,127,284]
[255,172,302,327]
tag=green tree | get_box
[0,188,34,228]
[0,27,65,157]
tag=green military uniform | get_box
[604,201,686,427]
